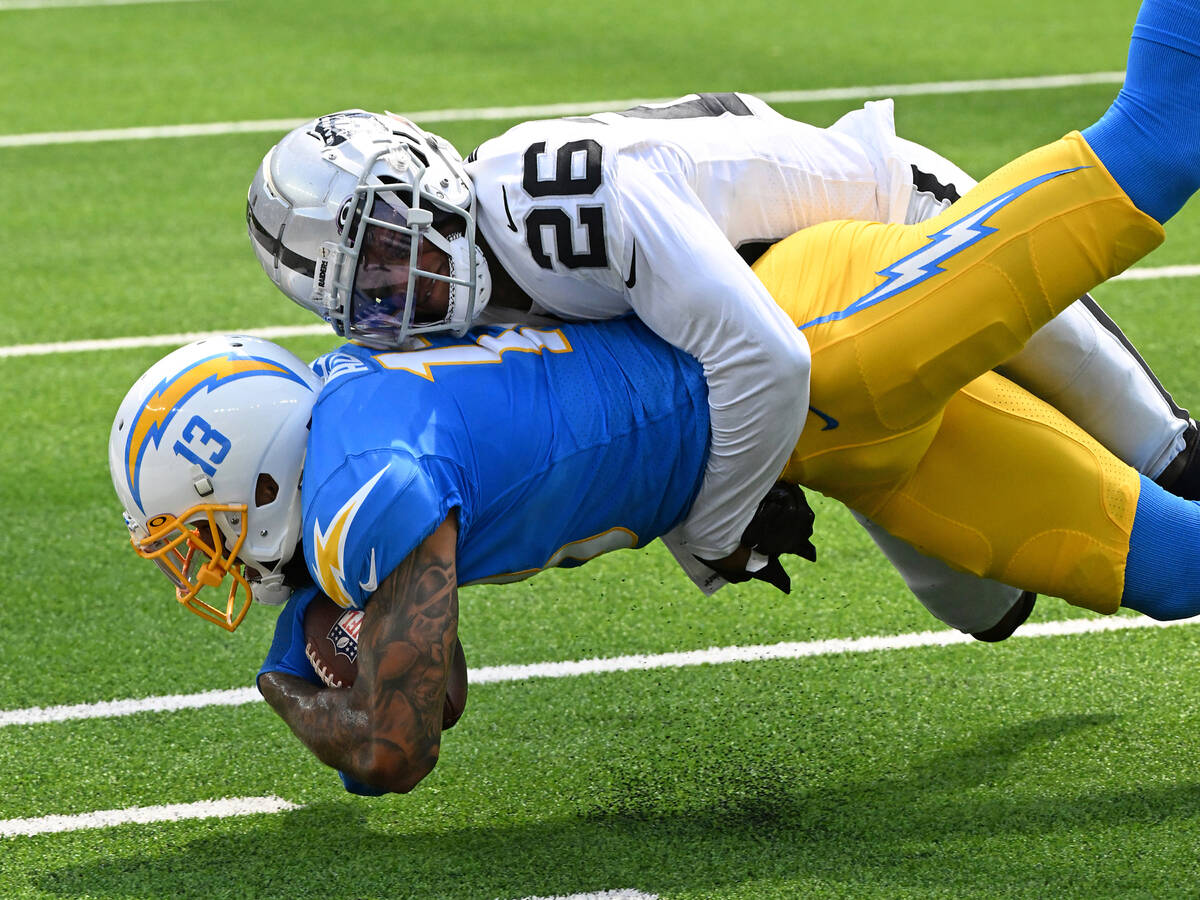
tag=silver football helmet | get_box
[247,110,492,349]
[108,335,323,630]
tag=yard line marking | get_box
[516,892,658,900]
[3,614,1194,729]
[0,324,330,358]
[1112,263,1200,281]
[0,796,298,837]
[0,72,1125,148]
[469,613,1196,683]
[0,261,1194,360]
[1,686,260,727]
[0,0,210,9]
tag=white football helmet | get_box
[108,335,323,631]
[247,109,492,349]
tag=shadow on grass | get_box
[33,713,1200,899]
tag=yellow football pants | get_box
[753,132,1165,613]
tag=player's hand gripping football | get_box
[698,481,816,593]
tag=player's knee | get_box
[971,591,1036,642]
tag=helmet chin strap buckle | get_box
[406,207,433,227]
[191,464,214,498]
[251,574,293,606]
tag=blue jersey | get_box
[301,318,710,608]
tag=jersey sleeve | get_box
[614,157,812,558]
[303,450,461,609]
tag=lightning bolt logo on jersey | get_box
[122,352,311,513]
[311,465,390,608]
[300,319,711,608]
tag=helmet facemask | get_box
[319,143,489,349]
[127,504,254,631]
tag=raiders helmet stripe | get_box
[246,201,317,278]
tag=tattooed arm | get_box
[258,513,459,793]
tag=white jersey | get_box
[467,92,917,558]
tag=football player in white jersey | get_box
[246,97,1198,640]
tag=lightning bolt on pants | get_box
[753,131,1165,614]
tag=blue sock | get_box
[1122,474,1200,619]
[1081,0,1200,223]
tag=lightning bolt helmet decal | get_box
[123,352,311,514]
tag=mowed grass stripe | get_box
[0,72,1125,147]
[0,264,1193,359]
[3,614,1194,729]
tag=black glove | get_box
[741,481,817,562]
[695,483,816,594]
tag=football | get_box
[303,593,469,729]
[442,638,468,730]
[304,594,363,689]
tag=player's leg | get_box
[897,132,1197,493]
[1082,0,1200,225]
[866,371,1200,619]
[864,373,1133,614]
[873,137,1195,635]
[768,0,1200,454]
[851,511,1035,636]
[1000,296,1196,489]
[757,130,1163,514]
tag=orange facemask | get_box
[130,503,253,631]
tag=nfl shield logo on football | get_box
[328,609,364,662]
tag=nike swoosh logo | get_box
[625,242,637,289]
[809,406,838,430]
[358,547,379,593]
[501,185,518,232]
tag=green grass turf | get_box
[0,0,1138,132]
[4,0,1200,896]
[3,629,1200,898]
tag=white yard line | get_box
[0,796,298,837]
[1,686,261,727]
[0,72,1125,148]
[0,0,210,9]
[1112,263,1200,281]
[0,263,1191,360]
[0,324,330,359]
[2,614,1193,730]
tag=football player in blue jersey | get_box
[246,89,1200,644]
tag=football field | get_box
[6,0,1200,897]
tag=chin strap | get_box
[250,574,293,607]
[445,235,492,331]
